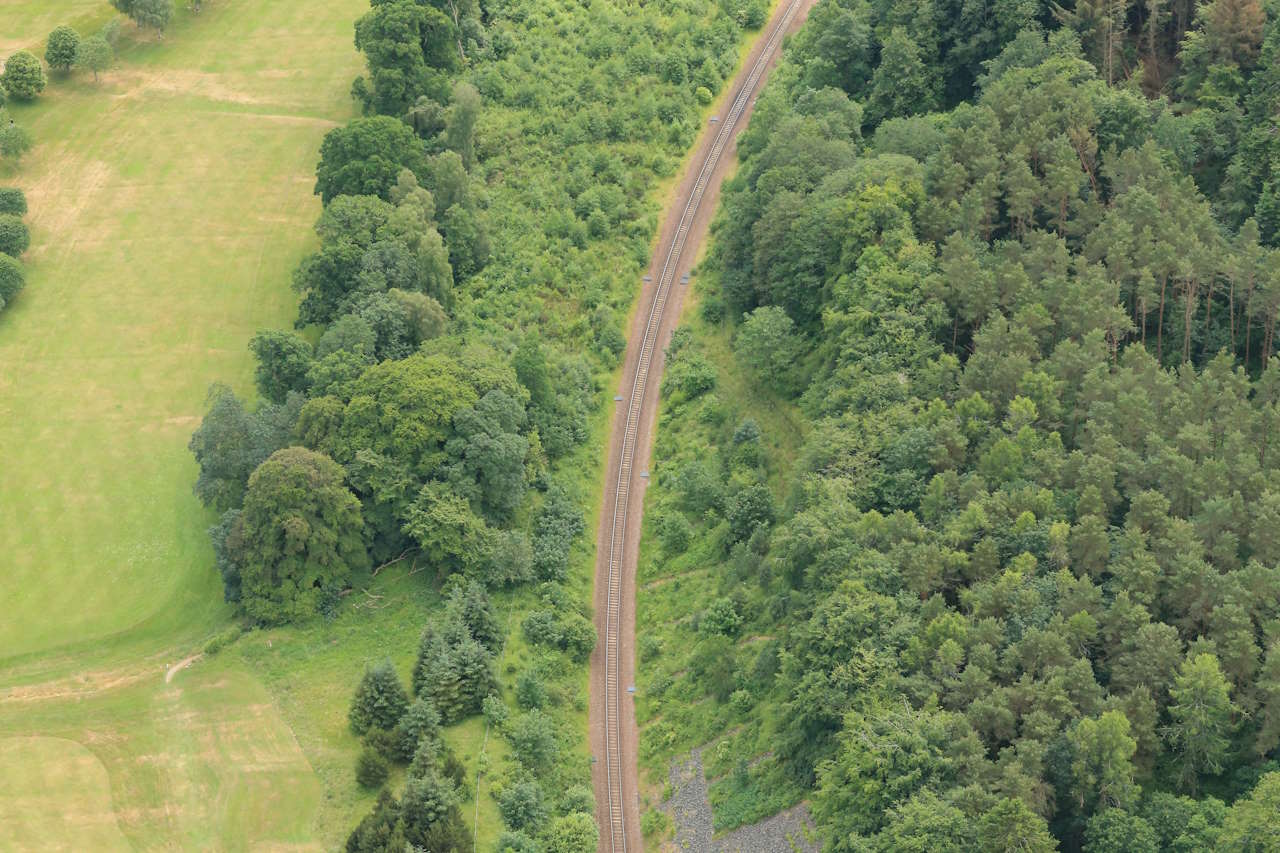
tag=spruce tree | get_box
[395,698,442,762]
[349,660,410,735]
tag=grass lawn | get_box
[0,1,386,848]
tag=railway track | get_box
[597,0,806,849]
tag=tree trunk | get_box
[1229,276,1236,351]
[1204,279,1214,339]
[1158,275,1167,361]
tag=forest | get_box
[635,0,1280,849]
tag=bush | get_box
[483,694,509,728]
[201,625,243,656]
[516,669,548,710]
[0,253,25,308]
[1,51,46,101]
[558,612,597,662]
[657,511,692,554]
[735,305,803,396]
[355,747,389,789]
[699,596,742,636]
[545,812,598,853]
[363,727,399,761]
[498,780,547,830]
[497,830,539,853]
[726,482,775,543]
[0,188,26,216]
[642,808,671,838]
[508,709,558,769]
[700,293,726,324]
[532,485,584,581]
[0,215,31,256]
[524,608,596,662]
[662,350,717,398]
[561,784,594,815]
[0,120,33,161]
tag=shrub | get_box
[561,785,594,815]
[508,709,558,769]
[0,215,31,256]
[558,612,597,662]
[516,669,548,710]
[355,747,389,789]
[639,635,663,662]
[0,253,25,308]
[700,293,726,324]
[0,188,26,216]
[699,596,742,637]
[363,727,399,761]
[532,485,584,581]
[0,119,33,161]
[201,625,243,656]
[498,780,547,830]
[661,350,717,398]
[522,609,559,646]
[642,808,671,838]
[545,812,598,853]
[483,693,509,728]
[497,830,539,852]
[726,482,775,542]
[656,511,692,554]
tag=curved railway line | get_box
[590,0,810,848]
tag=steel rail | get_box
[600,0,803,848]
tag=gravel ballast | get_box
[665,749,820,852]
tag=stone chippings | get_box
[664,748,820,852]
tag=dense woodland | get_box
[188,0,770,850]
[639,0,1280,849]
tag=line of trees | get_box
[0,188,28,315]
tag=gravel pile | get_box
[713,804,819,853]
[664,749,820,852]
[667,749,714,852]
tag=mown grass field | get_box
[0,2,422,848]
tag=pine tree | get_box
[345,789,405,853]
[355,747,389,789]
[865,28,939,127]
[349,660,410,735]
[395,698,442,762]
[1164,653,1237,792]
[448,579,502,655]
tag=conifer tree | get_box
[349,660,410,735]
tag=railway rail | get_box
[596,0,806,848]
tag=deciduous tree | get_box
[231,447,367,624]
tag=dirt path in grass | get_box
[587,1,816,849]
